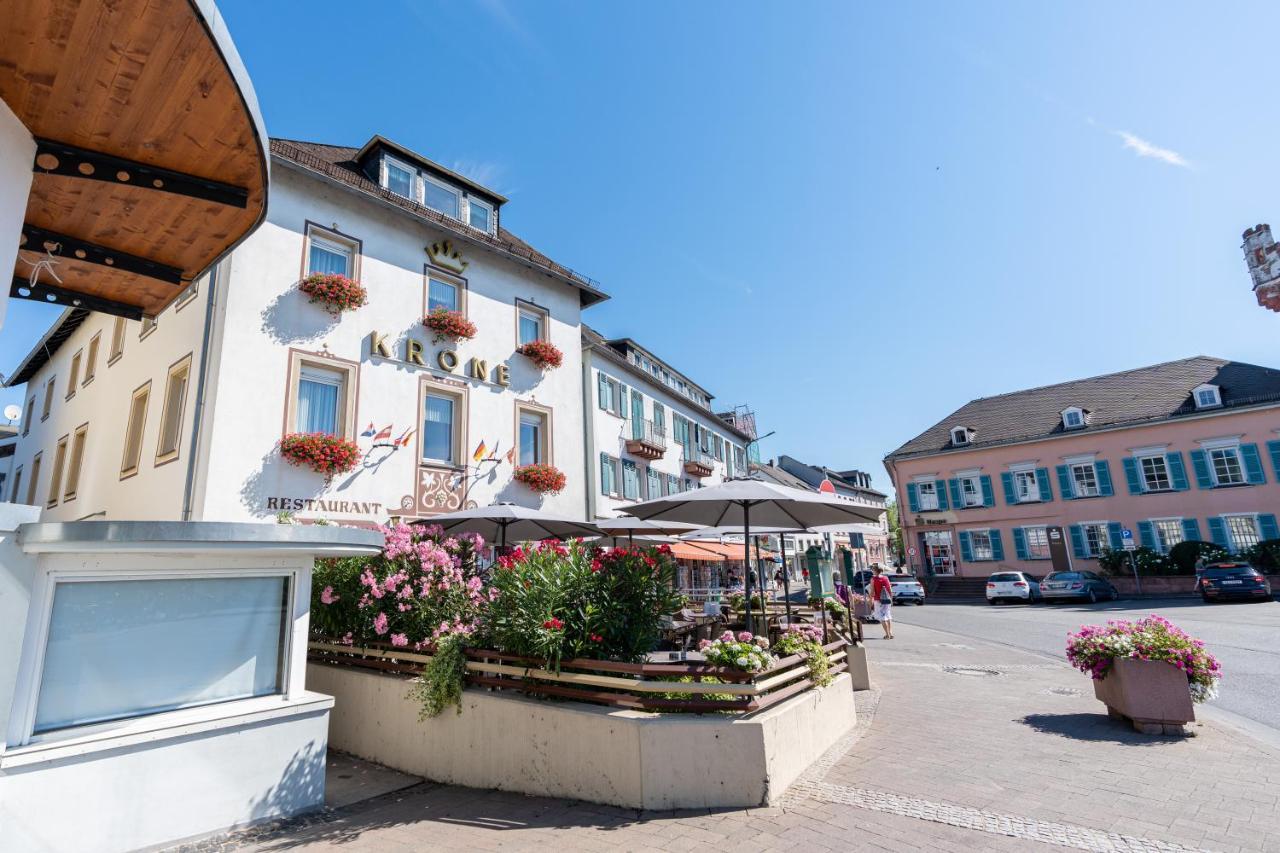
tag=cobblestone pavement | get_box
[186,623,1280,852]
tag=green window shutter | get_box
[1166,452,1189,491]
[1012,528,1029,560]
[989,530,1005,561]
[1207,517,1230,549]
[597,373,609,410]
[1268,440,1280,481]
[1069,525,1086,559]
[948,478,962,509]
[1036,467,1053,502]
[1095,461,1114,497]
[935,480,949,510]
[1137,521,1156,550]
[1240,443,1266,484]
[1122,458,1143,494]
[958,531,974,562]
[1259,514,1280,541]
[1055,465,1074,500]
[906,483,920,513]
[1000,472,1016,505]
[980,475,995,507]
[1181,518,1202,543]
[1189,450,1213,489]
[600,453,614,496]
[1106,522,1123,550]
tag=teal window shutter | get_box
[1012,527,1028,560]
[980,475,995,507]
[1259,514,1280,541]
[1069,525,1086,559]
[1000,472,1016,505]
[1166,452,1189,491]
[989,530,1005,561]
[1036,467,1053,502]
[1207,517,1230,548]
[906,483,920,513]
[958,531,974,562]
[1180,518,1202,543]
[597,373,609,410]
[1055,465,1074,499]
[1240,443,1266,484]
[1122,458,1143,494]
[1137,521,1156,550]
[1268,440,1280,481]
[935,480,949,510]
[600,453,614,495]
[948,478,963,509]
[1189,450,1213,489]
[1107,522,1123,550]
[1095,461,1114,496]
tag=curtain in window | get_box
[429,278,458,312]
[297,374,340,435]
[519,312,541,346]
[308,243,349,276]
[519,415,541,466]
[423,395,454,462]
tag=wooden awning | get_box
[2,0,268,319]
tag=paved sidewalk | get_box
[189,623,1280,852]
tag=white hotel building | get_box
[6,136,608,525]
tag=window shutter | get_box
[1095,461,1114,497]
[1012,527,1028,560]
[1036,467,1053,502]
[1069,525,1086,559]
[934,480,949,510]
[1181,518,1202,543]
[600,453,613,496]
[958,531,974,563]
[1207,517,1230,549]
[1055,465,1074,500]
[1259,514,1280,541]
[989,530,1005,561]
[1107,522,1123,550]
[1121,458,1143,494]
[1268,440,1280,481]
[1240,443,1266,484]
[948,478,962,509]
[1137,521,1156,550]
[1166,452,1189,491]
[906,483,920,513]
[597,373,609,410]
[1000,472,1016,505]
[980,475,995,507]
[1189,450,1212,489]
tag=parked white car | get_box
[986,571,1041,604]
[889,573,926,605]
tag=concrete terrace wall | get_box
[308,662,856,809]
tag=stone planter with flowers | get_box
[298,273,367,315]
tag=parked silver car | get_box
[1040,571,1118,603]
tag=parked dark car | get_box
[1197,563,1273,603]
[1040,571,1118,603]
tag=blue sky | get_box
[4,2,1277,495]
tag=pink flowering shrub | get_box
[1065,615,1221,703]
[698,630,774,672]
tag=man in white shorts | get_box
[870,566,894,639]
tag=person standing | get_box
[870,566,894,639]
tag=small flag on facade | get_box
[505,446,515,463]
[396,428,414,447]
[361,422,377,438]
[374,424,393,441]
[472,441,487,462]
[486,441,500,461]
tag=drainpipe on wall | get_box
[181,261,225,521]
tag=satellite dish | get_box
[3,404,20,422]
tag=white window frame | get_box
[958,474,982,507]
[1080,521,1109,557]
[516,301,548,346]
[285,352,358,442]
[423,173,462,220]
[305,230,356,278]
[382,154,417,200]
[916,479,939,511]
[1071,462,1099,497]
[1223,514,1261,552]
[516,402,552,467]
[1136,453,1171,492]
[950,427,969,446]
[969,529,994,561]
[1013,468,1040,503]
[1151,518,1184,554]
[467,197,494,234]
[1061,407,1085,429]
[1193,384,1221,409]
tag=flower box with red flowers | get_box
[422,308,477,344]
[516,339,563,370]
[298,273,368,315]
[279,432,362,477]
[512,463,566,495]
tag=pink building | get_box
[884,357,1280,578]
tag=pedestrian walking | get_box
[870,566,894,639]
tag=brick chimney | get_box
[1242,224,1280,312]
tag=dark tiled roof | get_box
[7,308,90,387]
[886,356,1280,460]
[271,139,608,307]
[777,455,889,500]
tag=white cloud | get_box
[1114,131,1190,168]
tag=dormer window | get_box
[1193,384,1221,409]
[423,175,460,219]
[950,427,971,446]
[1061,407,1086,430]
[468,198,493,234]
[383,155,415,199]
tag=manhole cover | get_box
[1045,687,1081,696]
[943,666,1001,677]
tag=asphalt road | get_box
[889,596,1280,735]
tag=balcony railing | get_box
[625,419,667,460]
[683,447,715,477]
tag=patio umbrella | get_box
[624,479,883,626]
[680,525,807,622]
[414,502,599,550]
[593,517,704,546]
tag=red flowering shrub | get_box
[298,273,367,315]
[517,339,563,370]
[513,463,566,495]
[422,308,477,344]
[279,432,362,477]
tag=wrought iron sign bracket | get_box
[10,276,144,321]
[20,223,184,285]
[32,137,250,209]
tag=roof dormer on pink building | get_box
[884,356,1280,578]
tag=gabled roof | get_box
[7,308,90,387]
[777,455,888,500]
[354,135,508,205]
[886,356,1280,460]
[271,138,608,307]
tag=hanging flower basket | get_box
[517,340,563,371]
[422,308,477,344]
[298,273,367,315]
[513,463,567,495]
[279,432,362,477]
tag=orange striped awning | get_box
[668,541,725,562]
